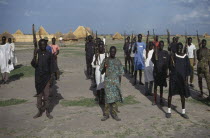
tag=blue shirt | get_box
[46,45,52,53]
[134,42,146,70]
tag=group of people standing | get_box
[85,35,124,121]
[0,36,17,85]
[123,32,210,119]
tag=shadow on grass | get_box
[60,95,139,107]
[48,80,64,113]
[123,73,180,116]
[188,88,210,106]
[8,64,34,83]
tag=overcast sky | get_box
[0,0,210,35]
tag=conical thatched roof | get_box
[73,26,91,39]
[85,27,92,34]
[54,32,63,39]
[63,30,77,41]
[36,26,49,35]
[203,33,208,36]
[14,29,24,35]
[0,31,14,39]
[112,32,123,40]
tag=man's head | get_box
[52,37,56,45]
[8,38,12,43]
[88,35,93,42]
[99,40,104,53]
[2,36,6,44]
[109,46,116,58]
[44,37,48,44]
[159,41,164,50]
[176,42,184,55]
[155,35,159,41]
[127,36,130,42]
[188,37,192,45]
[39,39,47,51]
[148,42,154,50]
[201,39,207,48]
[138,34,142,42]
[172,37,176,43]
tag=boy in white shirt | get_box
[187,37,196,87]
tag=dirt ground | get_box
[0,41,210,138]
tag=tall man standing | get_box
[50,37,60,80]
[151,41,169,105]
[100,46,124,121]
[31,39,54,119]
[123,36,131,74]
[186,37,196,87]
[133,34,146,85]
[85,35,95,79]
[196,39,210,99]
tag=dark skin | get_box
[187,38,196,66]
[133,34,143,85]
[124,36,131,73]
[8,38,12,43]
[197,40,210,97]
[1,36,6,45]
[94,42,104,65]
[101,47,122,82]
[153,35,159,42]
[52,38,59,55]
[153,41,165,105]
[1,36,11,64]
[168,43,186,111]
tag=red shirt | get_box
[153,41,159,47]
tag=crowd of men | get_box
[0,28,209,121]
[85,31,210,121]
[0,36,17,85]
[122,31,210,119]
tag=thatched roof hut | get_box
[0,31,14,39]
[203,33,210,38]
[112,32,123,40]
[36,26,49,35]
[73,26,91,39]
[54,32,63,39]
[14,29,24,35]
[63,30,78,41]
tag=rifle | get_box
[196,30,201,49]
[167,29,170,45]
[146,31,150,59]
[32,24,38,59]
[153,29,155,40]
[94,31,99,65]
[184,31,188,53]
[153,29,158,60]
[129,32,134,55]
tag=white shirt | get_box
[59,37,63,41]
[103,38,106,45]
[187,43,196,58]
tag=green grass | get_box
[10,65,34,79]
[60,95,140,107]
[0,99,27,107]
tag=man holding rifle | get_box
[31,25,54,119]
